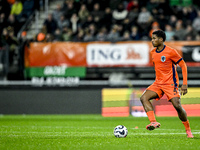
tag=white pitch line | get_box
[0,131,199,135]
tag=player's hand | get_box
[181,84,188,96]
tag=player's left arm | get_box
[178,59,188,95]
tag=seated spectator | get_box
[192,10,200,34]
[82,15,93,28]
[101,7,112,31]
[126,0,139,12]
[149,21,160,38]
[43,13,58,34]
[107,25,120,41]
[112,3,128,25]
[165,24,175,41]
[137,7,153,36]
[63,1,77,19]
[174,20,187,40]
[91,3,104,20]
[168,15,177,28]
[184,24,198,40]
[54,28,63,41]
[73,29,84,41]
[52,4,63,22]
[96,27,107,41]
[57,15,69,31]
[62,26,72,41]
[130,25,140,40]
[84,28,94,42]
[137,7,153,29]
[78,4,89,24]
[88,23,97,37]
[121,30,131,41]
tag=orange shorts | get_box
[147,82,180,101]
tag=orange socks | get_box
[182,120,191,131]
[146,111,156,122]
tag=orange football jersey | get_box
[151,45,183,87]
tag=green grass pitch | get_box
[0,115,199,150]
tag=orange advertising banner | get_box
[25,41,200,67]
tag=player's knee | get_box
[140,95,147,104]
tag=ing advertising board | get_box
[86,43,149,66]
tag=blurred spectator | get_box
[54,28,63,41]
[0,0,10,19]
[10,0,23,20]
[6,14,20,35]
[78,4,89,24]
[122,18,132,33]
[62,26,72,41]
[82,15,93,28]
[57,15,69,31]
[168,15,177,28]
[192,10,200,34]
[184,24,198,40]
[101,7,112,31]
[45,33,54,42]
[43,13,58,34]
[126,0,139,12]
[63,1,77,19]
[84,0,94,12]
[128,6,139,23]
[73,29,84,41]
[130,25,140,40]
[20,0,34,20]
[165,24,175,41]
[0,13,6,33]
[88,23,97,37]
[107,25,120,41]
[62,27,72,41]
[7,0,15,5]
[52,4,63,22]
[112,3,128,25]
[91,3,104,20]
[137,7,153,33]
[149,21,160,38]
[84,28,94,42]
[70,13,80,34]
[96,27,107,41]
[6,27,19,67]
[121,30,131,41]
[174,20,187,40]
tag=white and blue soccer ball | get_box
[114,125,128,138]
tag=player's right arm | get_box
[178,59,188,95]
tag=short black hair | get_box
[152,30,166,42]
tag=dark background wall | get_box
[0,88,102,114]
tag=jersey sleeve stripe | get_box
[172,64,178,88]
[175,58,183,64]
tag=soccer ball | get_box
[113,125,128,138]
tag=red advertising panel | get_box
[25,41,200,67]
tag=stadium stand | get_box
[0,0,200,82]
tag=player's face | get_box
[152,34,161,47]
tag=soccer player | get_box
[140,30,194,138]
